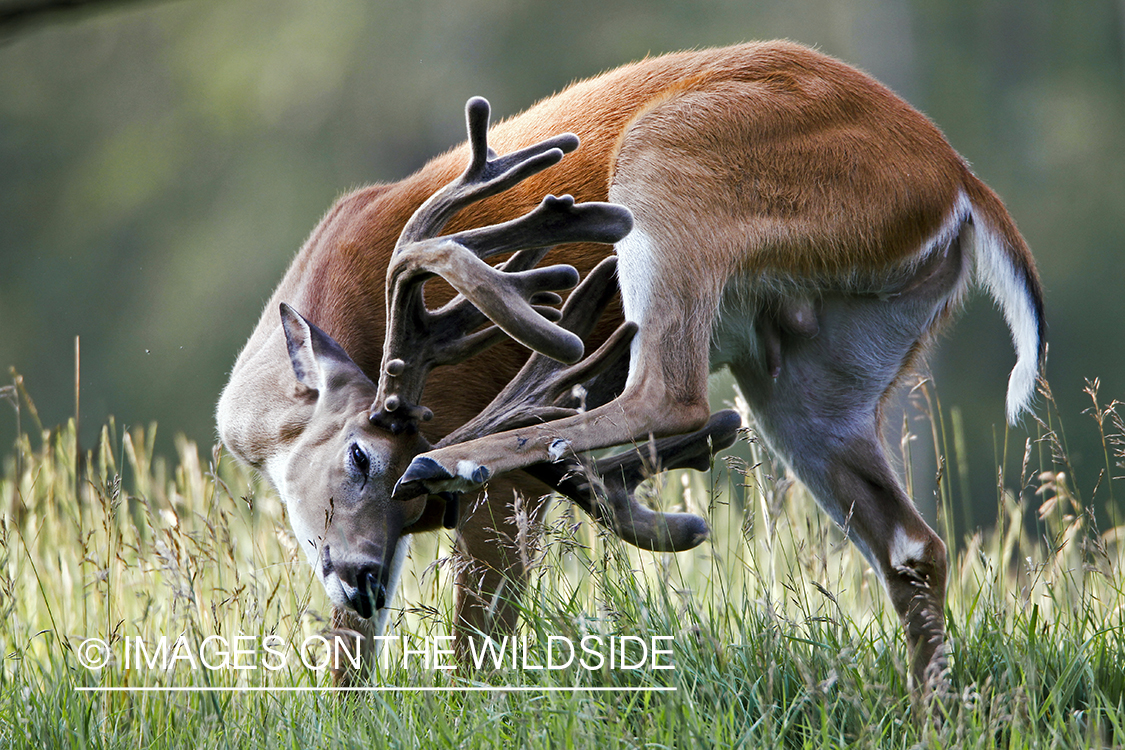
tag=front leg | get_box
[328,607,378,687]
[451,476,551,664]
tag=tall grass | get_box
[1,373,1124,748]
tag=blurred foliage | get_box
[1,0,1123,530]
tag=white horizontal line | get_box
[75,685,676,693]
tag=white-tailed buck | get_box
[218,42,1044,690]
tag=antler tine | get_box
[384,245,565,373]
[397,97,581,245]
[523,410,742,552]
[373,96,633,434]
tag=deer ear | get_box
[279,303,364,393]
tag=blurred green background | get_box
[1,0,1123,528]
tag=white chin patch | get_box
[322,574,351,607]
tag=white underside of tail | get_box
[966,192,1041,424]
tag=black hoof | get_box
[393,456,452,501]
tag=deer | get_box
[216,41,1044,692]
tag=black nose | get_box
[351,567,388,618]
[337,565,386,619]
[327,549,388,619]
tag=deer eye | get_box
[350,443,370,476]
